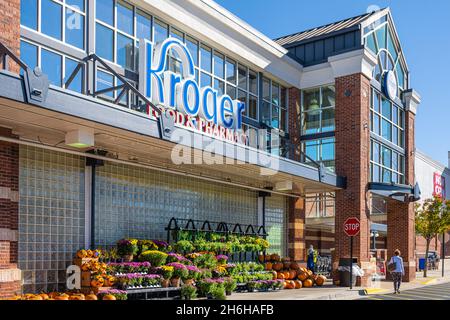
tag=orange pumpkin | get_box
[303,279,313,288]
[76,249,87,259]
[289,270,297,280]
[86,292,98,300]
[102,294,117,300]
[290,262,300,270]
[258,255,266,263]
[277,272,285,280]
[272,262,283,271]
[315,275,326,286]
[306,270,313,276]
[54,293,69,300]
[294,280,302,289]
[298,272,308,281]
[285,280,295,289]
[86,249,94,257]
[265,262,273,271]
[39,293,49,300]
[270,254,280,262]
[282,271,290,279]
[283,262,291,269]
[69,294,85,300]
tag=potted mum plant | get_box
[167,262,188,287]
[216,254,228,265]
[117,239,138,262]
[139,250,168,267]
[223,277,237,296]
[180,284,197,300]
[160,265,174,288]
[184,265,201,285]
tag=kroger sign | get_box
[139,37,246,143]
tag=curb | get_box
[362,288,390,295]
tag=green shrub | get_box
[210,284,226,300]
[173,240,194,253]
[181,285,197,300]
[139,250,168,267]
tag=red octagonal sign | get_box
[344,217,360,237]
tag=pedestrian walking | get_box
[307,245,318,273]
[388,249,405,294]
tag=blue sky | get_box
[216,0,450,166]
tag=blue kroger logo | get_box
[139,37,245,130]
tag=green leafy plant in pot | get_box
[117,239,138,262]
[139,250,168,267]
[181,284,197,300]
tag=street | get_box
[361,282,450,300]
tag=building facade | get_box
[0,0,421,296]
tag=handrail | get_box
[0,42,28,71]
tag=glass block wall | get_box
[18,146,85,293]
[265,195,288,256]
[94,162,262,247]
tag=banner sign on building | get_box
[433,172,446,198]
[139,37,247,144]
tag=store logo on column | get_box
[433,172,445,199]
[139,37,247,144]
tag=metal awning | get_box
[368,182,421,202]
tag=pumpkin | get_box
[54,293,70,300]
[306,270,313,277]
[91,277,104,288]
[69,294,85,300]
[303,279,313,288]
[285,280,295,289]
[86,249,93,258]
[281,257,291,263]
[271,271,278,280]
[310,274,318,282]
[294,280,302,289]
[290,262,300,270]
[86,293,98,300]
[76,249,87,259]
[289,270,297,280]
[277,272,285,280]
[270,254,280,262]
[298,272,308,281]
[264,262,273,271]
[315,275,326,286]
[39,293,49,300]
[104,275,116,287]
[283,271,291,280]
[102,294,117,300]
[283,262,291,269]
[258,255,266,263]
[272,262,283,271]
[81,263,90,272]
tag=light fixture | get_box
[65,128,94,148]
[275,181,293,191]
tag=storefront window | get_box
[301,138,335,171]
[136,10,151,40]
[301,85,335,134]
[42,0,62,40]
[370,139,405,184]
[21,0,38,30]
[261,77,287,132]
[41,49,62,86]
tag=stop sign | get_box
[344,217,360,237]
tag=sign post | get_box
[344,217,361,289]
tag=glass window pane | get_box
[366,33,377,53]
[213,78,224,96]
[374,91,380,113]
[186,36,198,66]
[382,97,391,120]
[381,146,391,168]
[387,28,398,62]
[249,69,258,95]
[117,1,134,35]
[42,0,62,40]
[65,8,84,49]
[392,126,398,146]
[321,139,335,161]
[393,105,398,125]
[261,101,270,126]
[280,87,287,108]
[372,164,380,182]
[64,58,83,93]
[96,23,113,61]
[200,45,212,73]
[376,25,386,51]
[280,108,286,132]
[392,152,398,172]
[225,58,236,84]
[272,82,279,106]
[96,0,113,25]
[381,119,392,141]
[21,0,38,30]
[271,105,279,128]
[226,84,236,100]
[200,72,211,88]
[303,89,320,112]
[238,65,247,90]
[41,49,62,86]
[117,33,134,70]
[321,86,335,107]
[170,28,183,41]
[396,63,405,89]
[20,41,37,73]
[136,10,151,40]
[372,141,380,163]
[237,89,247,112]
[248,95,257,120]
[382,168,392,183]
[373,113,380,135]
[262,77,270,101]
[96,70,114,98]
[213,52,224,79]
[398,109,404,129]
[154,19,168,45]
[303,111,320,134]
[322,108,335,132]
[66,0,85,11]
[399,129,404,148]
[305,141,318,161]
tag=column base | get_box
[0,268,22,298]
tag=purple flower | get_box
[186,265,201,273]
[216,255,228,261]
[166,262,187,270]
[152,240,169,248]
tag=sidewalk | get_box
[229,259,450,300]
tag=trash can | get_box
[418,258,426,271]
[338,258,358,287]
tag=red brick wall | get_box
[287,197,306,261]
[0,127,21,297]
[287,87,301,162]
[305,229,334,255]
[334,73,372,286]
[0,0,21,73]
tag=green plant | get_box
[247,281,260,291]
[173,240,195,254]
[160,265,174,279]
[210,284,226,300]
[139,250,168,267]
[223,277,237,293]
[117,239,139,256]
[194,253,217,269]
[181,284,197,300]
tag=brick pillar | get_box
[288,197,306,261]
[387,111,416,282]
[0,127,21,298]
[334,73,372,286]
[0,0,21,73]
[287,87,301,162]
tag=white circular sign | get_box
[384,71,398,100]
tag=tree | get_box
[415,196,450,277]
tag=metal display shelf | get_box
[125,287,181,300]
